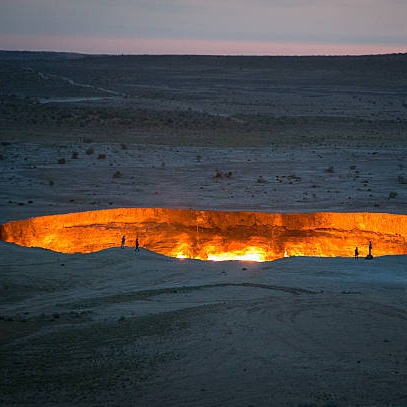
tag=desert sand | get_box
[1,52,407,406]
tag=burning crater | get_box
[1,209,407,262]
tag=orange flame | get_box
[1,208,407,261]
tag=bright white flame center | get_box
[207,248,267,262]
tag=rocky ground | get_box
[1,51,407,406]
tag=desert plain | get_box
[1,51,407,406]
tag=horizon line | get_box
[1,35,406,57]
[1,48,407,59]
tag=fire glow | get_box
[1,208,407,262]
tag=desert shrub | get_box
[49,180,54,187]
[397,175,407,184]
[388,191,398,199]
[113,171,123,178]
[121,143,127,150]
[71,151,78,159]
[98,153,106,160]
[57,158,66,164]
[276,174,301,184]
[85,147,94,155]
[325,166,334,173]
[287,174,301,181]
[257,176,267,183]
[213,170,233,179]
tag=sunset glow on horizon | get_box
[1,34,405,56]
[1,1,406,57]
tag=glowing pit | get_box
[1,208,407,261]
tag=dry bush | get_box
[213,170,233,179]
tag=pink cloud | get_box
[1,34,405,56]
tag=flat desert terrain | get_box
[1,52,407,406]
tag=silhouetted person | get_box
[366,240,373,259]
[354,247,359,260]
[121,235,126,249]
[135,237,139,252]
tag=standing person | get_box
[366,240,373,259]
[135,237,139,252]
[354,247,359,260]
[121,235,126,249]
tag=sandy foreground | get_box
[1,243,407,407]
[1,52,407,406]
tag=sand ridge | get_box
[1,243,407,406]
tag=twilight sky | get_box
[0,0,406,55]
